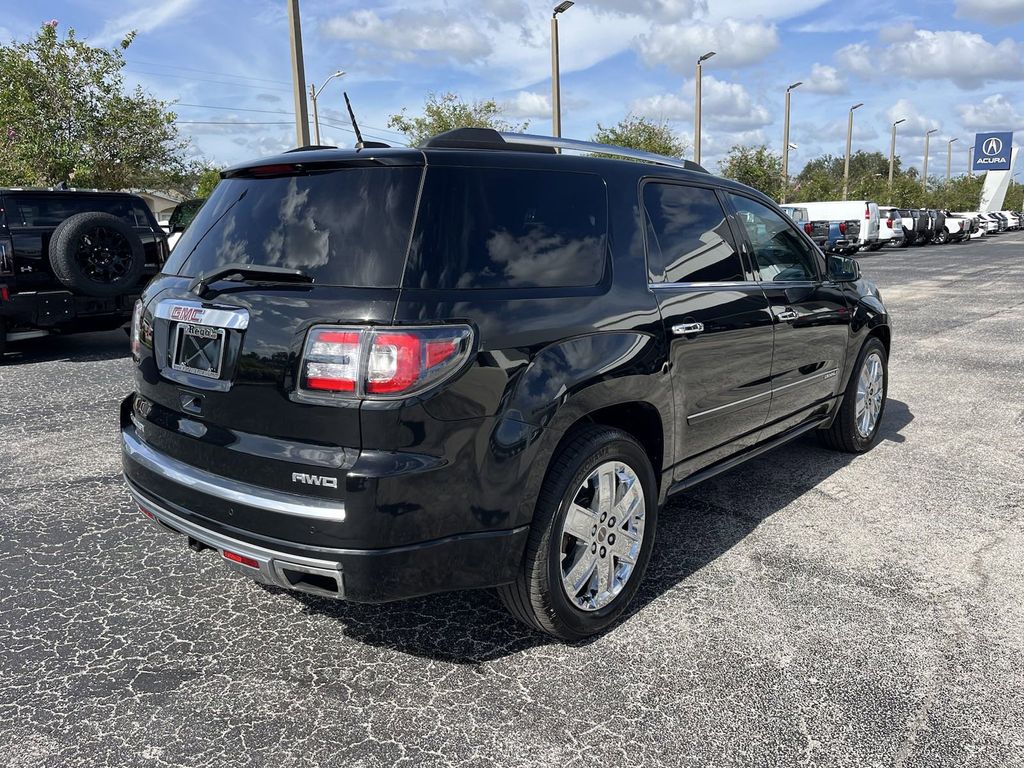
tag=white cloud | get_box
[92,0,198,45]
[632,75,772,130]
[884,98,941,135]
[955,0,1024,24]
[957,94,1024,130]
[504,91,551,118]
[802,63,846,94]
[585,0,706,21]
[637,18,779,70]
[322,9,491,64]
[837,28,1024,89]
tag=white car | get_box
[800,200,881,251]
[998,210,1020,229]
[877,206,905,247]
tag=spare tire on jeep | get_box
[48,212,146,298]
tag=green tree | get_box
[195,166,222,199]
[0,21,189,189]
[719,145,784,199]
[388,92,529,147]
[592,114,687,158]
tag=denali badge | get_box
[292,472,339,489]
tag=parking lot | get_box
[1,234,1022,767]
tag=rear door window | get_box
[404,167,607,290]
[643,182,743,283]
[165,166,423,287]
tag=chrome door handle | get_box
[672,322,704,336]
[776,309,799,322]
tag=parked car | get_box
[780,205,829,248]
[896,209,919,246]
[800,201,881,251]
[121,128,892,640]
[877,206,905,248]
[0,188,169,356]
[825,221,852,253]
[926,210,947,244]
[940,211,972,243]
[164,198,206,251]
[916,208,937,244]
[998,210,1020,229]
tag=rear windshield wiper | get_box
[189,263,314,297]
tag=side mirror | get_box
[827,254,861,283]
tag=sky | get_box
[4,0,1024,176]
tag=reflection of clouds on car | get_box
[457,227,604,289]
[262,178,330,272]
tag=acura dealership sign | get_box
[973,131,1013,171]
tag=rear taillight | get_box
[886,218,893,228]
[864,205,870,219]
[299,325,474,400]
[839,222,847,234]
[803,222,813,234]
[0,235,13,277]
[130,300,152,362]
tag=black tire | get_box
[48,212,145,298]
[934,228,949,245]
[818,337,888,453]
[498,425,658,641]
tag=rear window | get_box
[8,194,153,228]
[164,167,422,287]
[404,167,607,290]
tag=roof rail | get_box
[499,132,708,173]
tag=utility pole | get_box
[551,2,573,138]
[947,137,959,181]
[968,146,975,178]
[842,102,863,201]
[889,118,905,188]
[694,51,715,166]
[781,81,801,203]
[287,0,310,147]
[923,129,937,191]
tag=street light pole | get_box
[781,81,802,203]
[694,50,715,166]
[309,70,346,145]
[888,118,905,188]
[842,102,863,201]
[550,2,573,138]
[968,146,975,178]
[287,0,310,147]
[947,137,959,181]
[923,128,938,191]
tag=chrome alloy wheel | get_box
[558,460,646,612]
[855,351,885,438]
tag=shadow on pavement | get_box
[1,329,130,366]
[261,400,914,664]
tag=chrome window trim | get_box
[123,428,346,522]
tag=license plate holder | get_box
[171,323,226,379]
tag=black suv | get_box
[0,189,168,354]
[121,129,891,640]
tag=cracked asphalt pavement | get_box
[1,235,1022,767]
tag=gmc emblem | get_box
[170,306,206,323]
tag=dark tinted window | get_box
[165,167,422,287]
[405,167,607,289]
[8,195,153,228]
[728,194,819,282]
[168,199,206,231]
[643,183,742,283]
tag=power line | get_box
[124,68,291,93]
[125,58,291,86]
[173,102,408,140]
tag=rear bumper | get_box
[122,433,531,603]
[0,289,137,328]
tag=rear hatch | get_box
[127,154,424,507]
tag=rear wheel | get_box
[819,337,888,453]
[934,227,949,245]
[498,426,658,640]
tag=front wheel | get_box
[498,426,658,640]
[819,337,888,453]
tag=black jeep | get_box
[0,189,168,355]
[122,129,891,640]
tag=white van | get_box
[799,201,881,251]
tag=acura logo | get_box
[982,137,1003,156]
